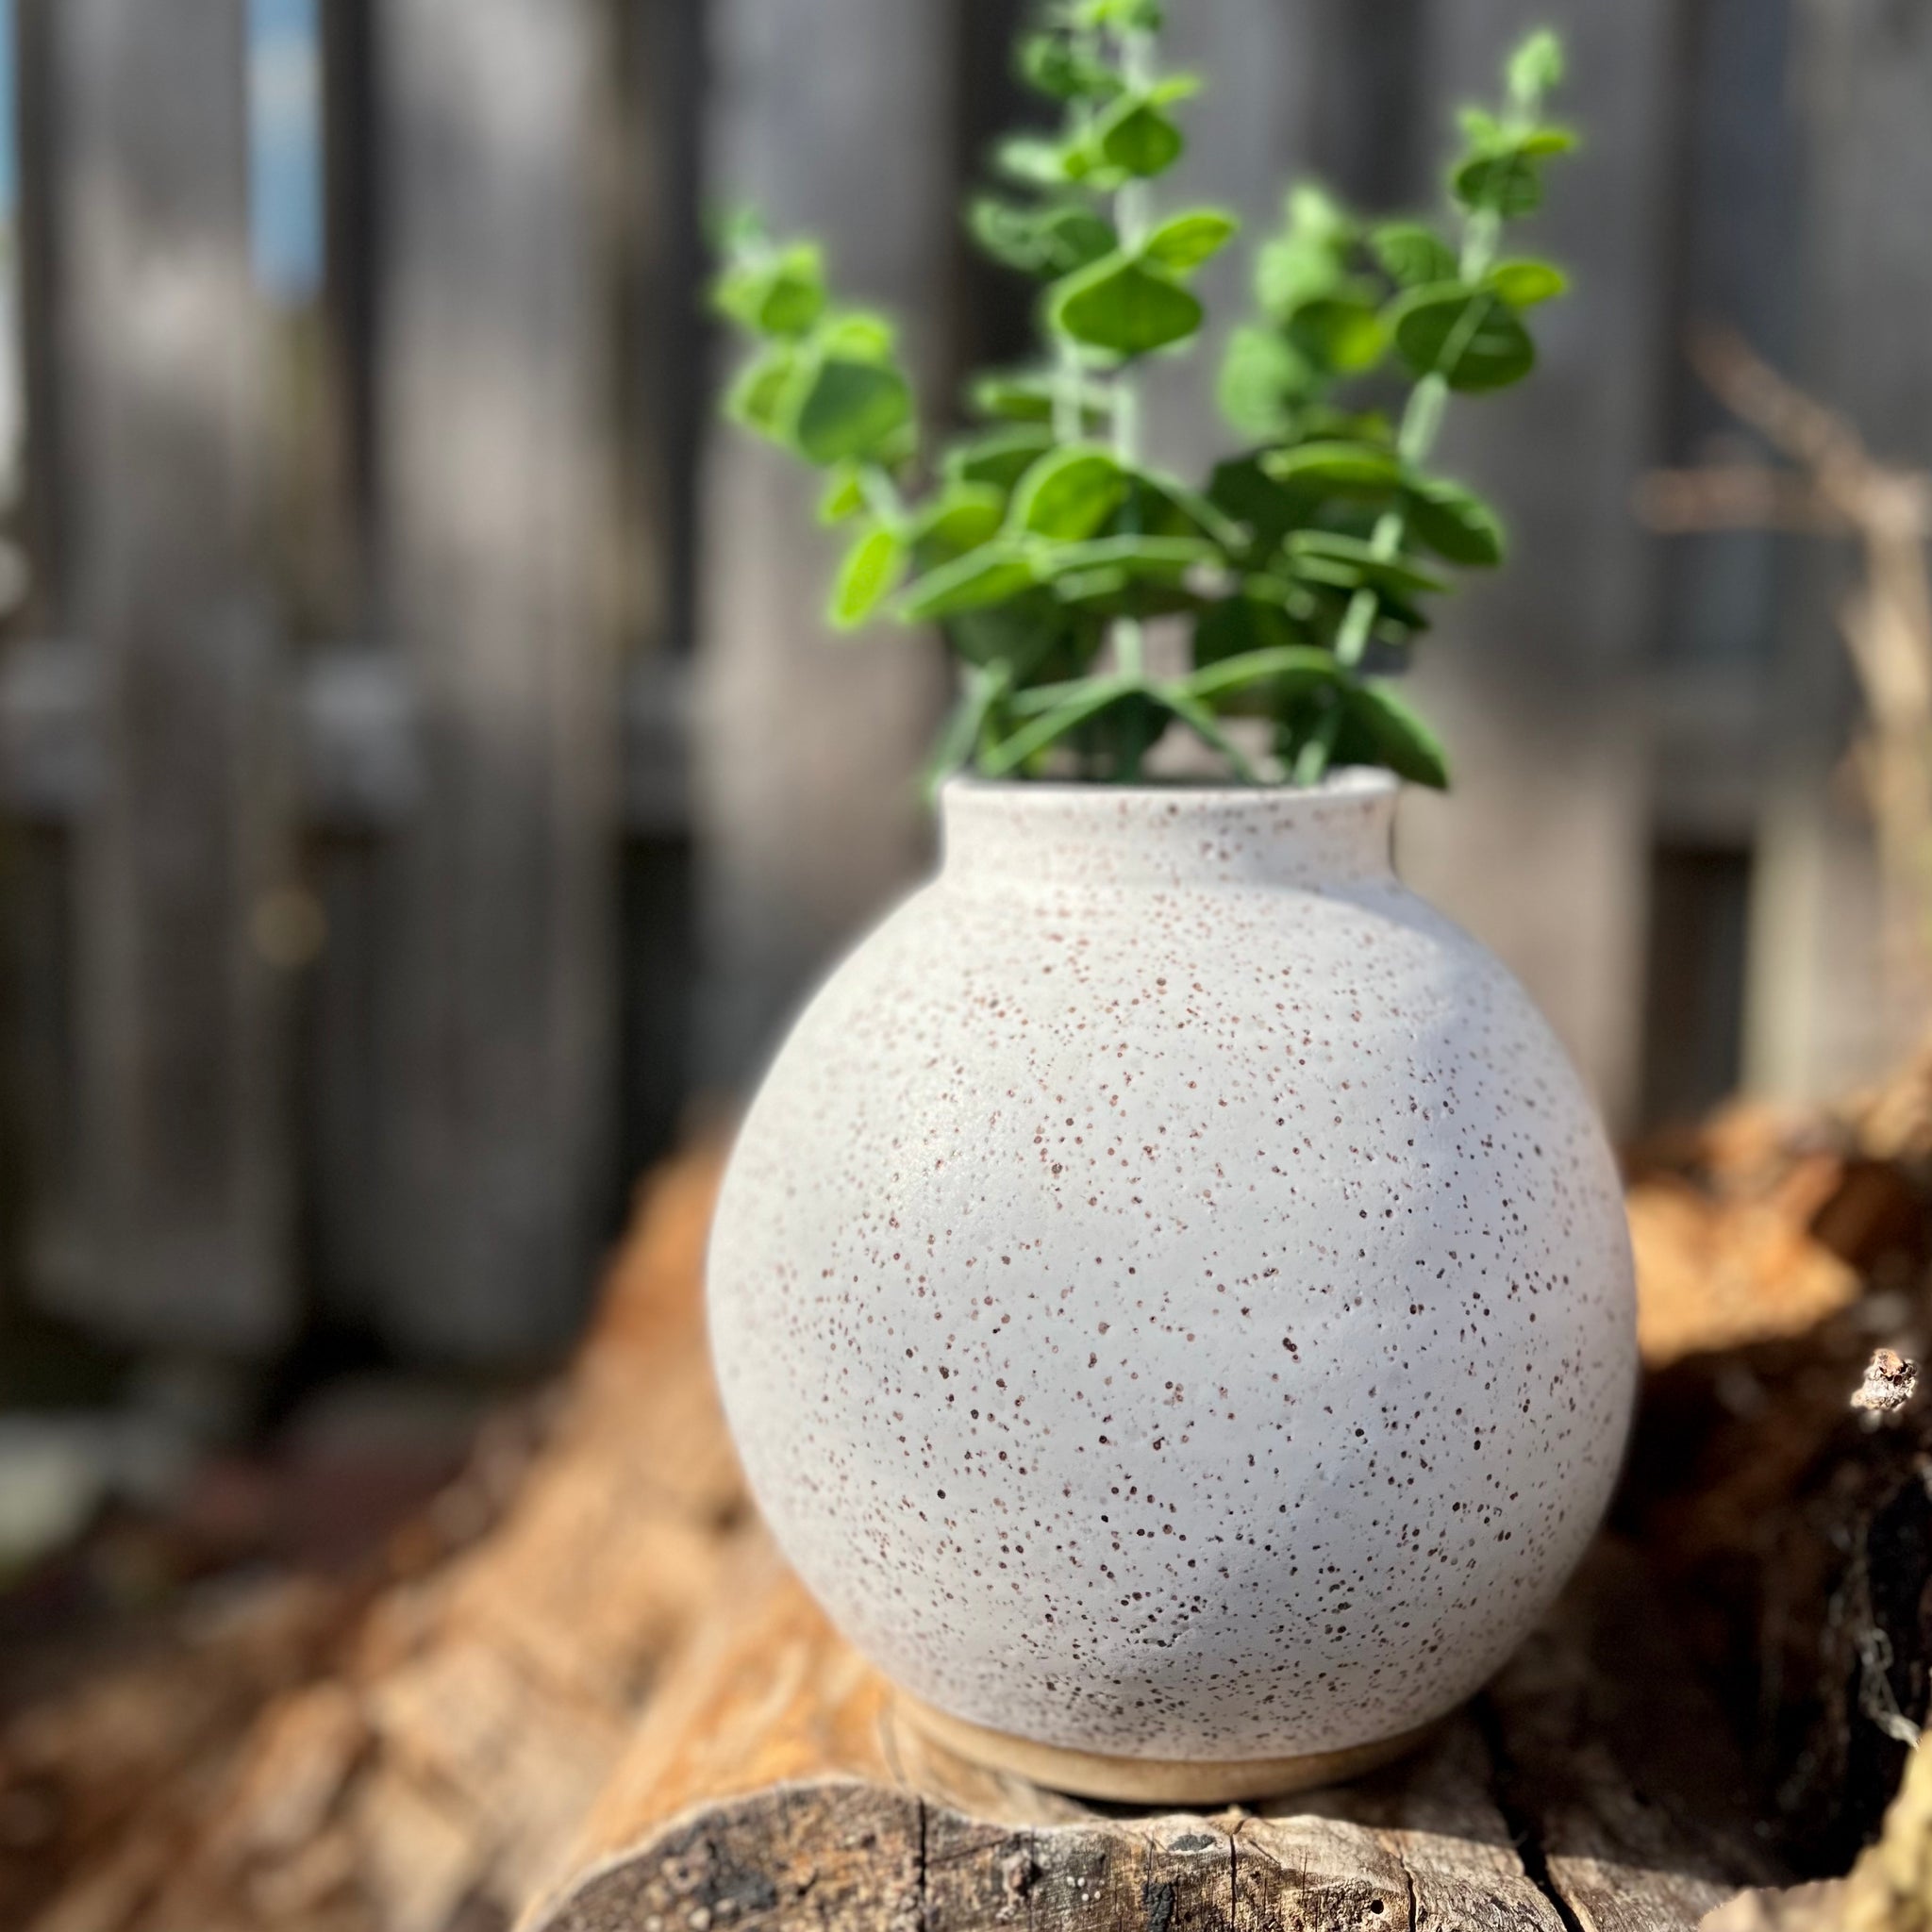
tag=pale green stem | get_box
[858,462,905,531]
[1329,202,1504,672]
[1291,706,1342,787]
[1107,20,1158,687]
[1292,75,1553,783]
[1054,340,1084,442]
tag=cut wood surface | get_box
[527,1525,1775,1932]
[22,1053,1932,1932]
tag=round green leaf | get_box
[1404,475,1506,566]
[1180,642,1341,703]
[1284,531,1447,600]
[967,372,1052,423]
[1008,444,1127,541]
[1369,223,1457,289]
[817,464,867,525]
[1451,149,1544,218]
[910,484,1007,567]
[994,135,1073,187]
[967,369,1109,426]
[1216,325,1312,440]
[829,525,906,629]
[1050,533,1213,575]
[1041,208,1119,274]
[1507,29,1565,106]
[1141,208,1239,274]
[815,310,897,360]
[898,544,1040,622]
[725,344,800,440]
[1388,283,1535,391]
[1285,295,1387,374]
[790,358,914,463]
[1050,564,1132,607]
[1261,441,1404,494]
[969,197,1051,275]
[1018,30,1122,101]
[1093,92,1188,177]
[1487,258,1569,308]
[943,425,1054,491]
[1346,680,1450,789]
[979,677,1144,777]
[713,242,825,337]
[1124,471,1245,549]
[1051,256,1203,358]
[970,199,1116,277]
[1194,595,1293,660]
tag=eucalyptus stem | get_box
[1054,341,1085,441]
[1107,16,1158,691]
[1297,196,1509,785]
[858,462,905,530]
[1329,201,1504,675]
[711,17,1573,797]
[1291,705,1342,787]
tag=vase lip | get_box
[936,767,1400,889]
[938,768,1400,806]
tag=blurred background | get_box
[0,0,1925,1581]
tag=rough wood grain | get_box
[525,1522,1771,1932]
[528,1587,1767,1932]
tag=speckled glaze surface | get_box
[707,773,1636,1768]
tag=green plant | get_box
[711,5,1574,791]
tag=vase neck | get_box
[938,775,1399,891]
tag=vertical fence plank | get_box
[691,0,955,1091]
[41,0,292,1349]
[1742,0,1932,1100]
[1394,0,1676,1128]
[1124,0,1324,483]
[373,0,619,1357]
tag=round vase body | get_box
[708,774,1636,1776]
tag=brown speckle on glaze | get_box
[707,772,1637,1764]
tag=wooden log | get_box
[0,1146,742,1932]
[1615,1057,1932,1874]
[3,1117,1793,1932]
[525,1524,1774,1932]
[48,1052,1932,1931]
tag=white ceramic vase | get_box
[707,773,1636,1800]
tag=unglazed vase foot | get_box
[894,1691,1441,1805]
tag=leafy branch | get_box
[711,6,1576,792]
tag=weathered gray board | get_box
[42,0,293,1351]
[1,0,1926,1358]
[1392,0,1673,1132]
[1744,0,1932,1103]
[369,0,622,1357]
[691,0,954,1091]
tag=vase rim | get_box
[938,767,1399,805]
[936,766,1399,888]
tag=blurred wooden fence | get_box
[0,0,1919,1361]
